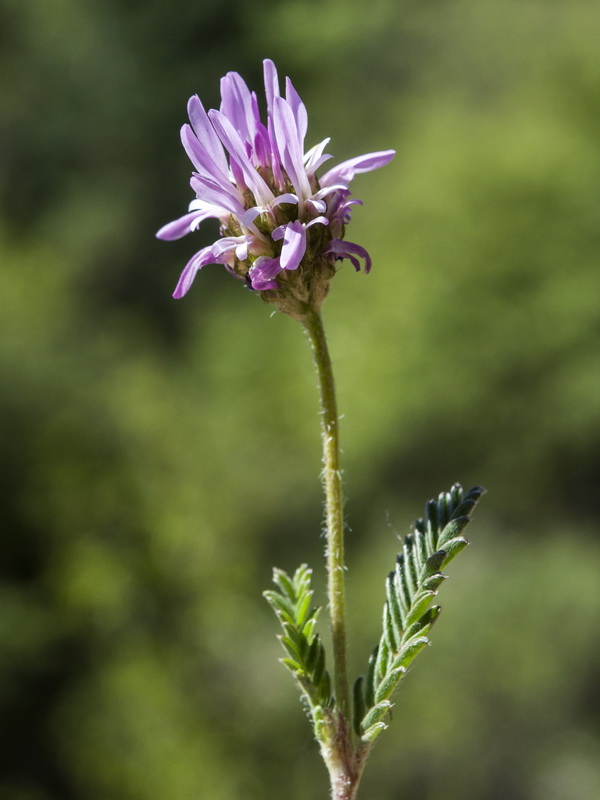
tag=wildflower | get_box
[157,59,394,319]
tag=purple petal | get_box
[285,77,308,145]
[324,239,372,273]
[272,220,306,271]
[272,97,312,204]
[319,150,395,187]
[238,206,263,235]
[270,192,299,208]
[172,246,217,298]
[252,118,272,171]
[190,173,246,218]
[187,95,229,176]
[306,216,329,229]
[180,125,241,203]
[248,256,282,290]
[220,72,261,153]
[307,199,326,214]
[208,110,274,206]
[263,59,280,117]
[156,210,207,241]
[267,116,286,191]
[304,138,332,174]
[180,124,206,173]
[212,236,246,267]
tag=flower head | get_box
[157,59,394,319]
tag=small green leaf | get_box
[281,657,302,672]
[386,572,405,639]
[361,721,388,743]
[272,568,296,598]
[438,516,469,547]
[263,591,295,624]
[265,564,334,733]
[286,623,310,659]
[395,636,429,669]
[418,604,441,631]
[452,486,485,518]
[353,676,366,735]
[383,602,399,654]
[319,671,332,706]
[424,549,447,577]
[302,615,319,642]
[365,646,378,707]
[374,635,390,682]
[295,591,312,628]
[312,639,326,686]
[304,636,320,672]
[422,572,446,592]
[405,590,436,627]
[281,636,304,663]
[402,538,418,598]
[361,700,391,732]
[393,560,411,615]
[374,666,406,703]
[400,622,418,642]
[440,536,469,565]
[425,499,440,541]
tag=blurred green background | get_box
[2,0,600,798]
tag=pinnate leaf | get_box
[354,483,484,742]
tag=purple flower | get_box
[157,59,394,313]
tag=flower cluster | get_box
[157,59,394,317]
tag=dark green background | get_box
[2,1,599,798]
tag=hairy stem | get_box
[303,307,350,720]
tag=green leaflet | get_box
[264,564,334,743]
[355,483,484,745]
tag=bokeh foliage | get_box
[1,1,600,798]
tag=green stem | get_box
[303,307,350,719]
